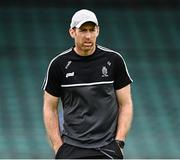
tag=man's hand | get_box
[54,142,63,154]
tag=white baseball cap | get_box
[70,9,98,29]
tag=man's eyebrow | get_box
[80,26,96,30]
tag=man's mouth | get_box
[84,42,92,46]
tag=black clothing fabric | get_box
[43,45,132,148]
[55,140,123,159]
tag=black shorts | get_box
[55,140,124,159]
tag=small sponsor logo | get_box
[66,72,74,78]
[65,61,72,69]
[107,61,111,66]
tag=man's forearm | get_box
[115,103,133,141]
[43,105,63,153]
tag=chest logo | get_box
[66,72,74,78]
[65,61,72,69]
[102,66,108,77]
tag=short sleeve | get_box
[42,60,62,97]
[113,54,133,90]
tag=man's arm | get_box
[115,84,133,142]
[43,91,63,154]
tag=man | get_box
[43,9,133,159]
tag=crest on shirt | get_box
[102,66,108,77]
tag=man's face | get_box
[70,22,99,54]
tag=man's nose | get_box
[85,31,91,38]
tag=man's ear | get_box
[69,28,75,38]
[96,26,100,37]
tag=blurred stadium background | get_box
[0,0,180,158]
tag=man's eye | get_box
[79,28,95,32]
[90,29,95,32]
[79,28,87,32]
[79,29,87,32]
